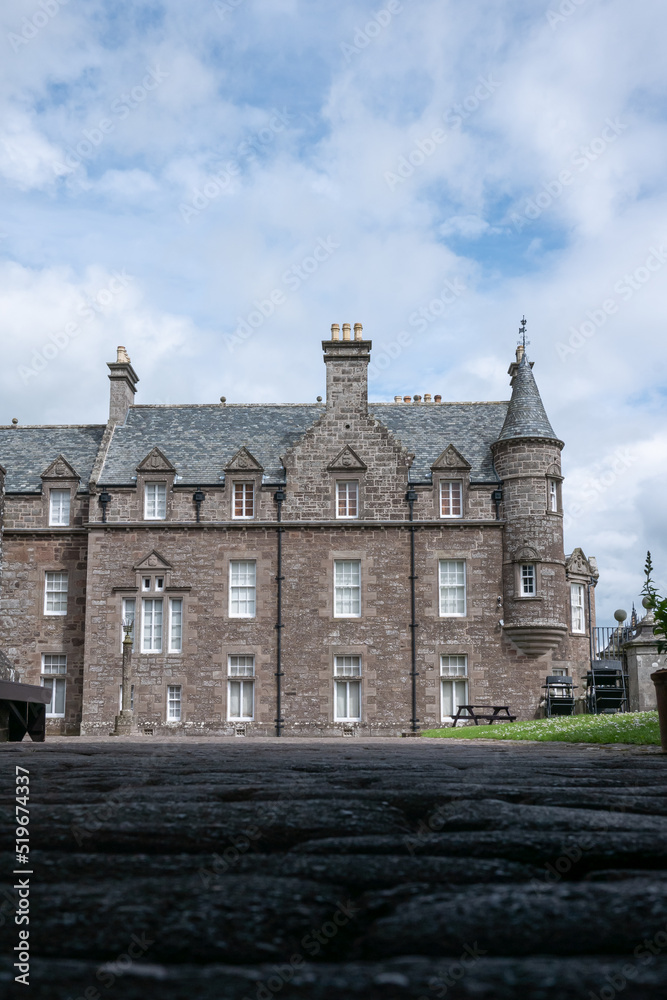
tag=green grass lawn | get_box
[422,711,661,745]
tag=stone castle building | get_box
[0,325,598,736]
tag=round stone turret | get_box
[492,349,568,658]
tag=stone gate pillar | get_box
[624,611,667,711]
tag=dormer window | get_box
[440,481,462,518]
[144,483,167,520]
[336,481,359,519]
[233,482,255,519]
[49,489,71,526]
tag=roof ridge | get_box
[0,424,106,430]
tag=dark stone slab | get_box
[0,739,666,999]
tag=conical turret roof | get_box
[496,352,559,442]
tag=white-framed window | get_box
[440,655,468,720]
[142,598,163,652]
[228,655,255,720]
[334,560,361,618]
[550,666,569,697]
[121,597,136,651]
[49,489,71,527]
[548,479,559,513]
[233,482,255,519]
[229,561,257,618]
[41,654,67,718]
[440,481,463,518]
[142,577,152,591]
[334,655,362,721]
[169,599,183,653]
[42,654,67,675]
[438,560,466,617]
[520,564,536,597]
[336,481,359,519]
[167,684,181,721]
[44,572,68,616]
[144,483,167,520]
[570,583,585,633]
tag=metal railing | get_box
[592,626,636,661]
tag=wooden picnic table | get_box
[451,704,517,727]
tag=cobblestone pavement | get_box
[1,737,667,999]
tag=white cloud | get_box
[0,111,61,190]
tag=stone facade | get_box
[0,331,598,737]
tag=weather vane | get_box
[518,315,530,352]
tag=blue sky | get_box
[1,0,667,624]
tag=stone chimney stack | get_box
[322,322,372,417]
[107,346,139,425]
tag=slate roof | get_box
[496,353,559,442]
[0,425,106,493]
[0,398,517,493]
[95,401,509,487]
[370,402,507,481]
[100,405,325,486]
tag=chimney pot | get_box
[342,323,351,341]
[117,345,131,364]
[394,395,402,403]
[331,323,340,341]
[354,322,363,341]
[414,394,422,403]
[403,396,411,403]
[220,396,226,405]
[424,393,432,402]
[434,394,442,403]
